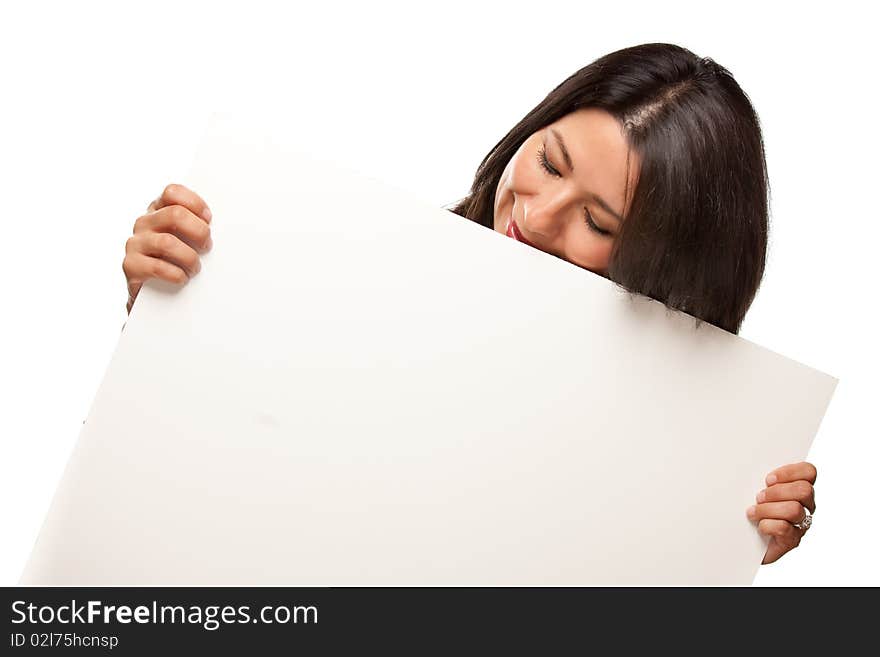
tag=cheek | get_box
[507,148,541,189]
[501,137,542,197]
[565,229,616,273]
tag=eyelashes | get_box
[536,144,561,177]
[535,144,612,237]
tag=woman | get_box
[121,43,817,566]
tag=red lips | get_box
[506,218,539,249]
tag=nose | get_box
[520,193,568,241]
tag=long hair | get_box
[447,43,769,335]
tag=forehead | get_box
[552,108,639,211]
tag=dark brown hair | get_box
[447,43,769,335]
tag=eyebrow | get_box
[550,127,624,224]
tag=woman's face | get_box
[493,107,640,275]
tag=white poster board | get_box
[20,114,838,585]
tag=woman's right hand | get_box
[123,183,213,314]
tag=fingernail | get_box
[746,505,757,519]
[756,489,766,503]
[766,474,778,486]
[202,207,212,222]
[204,236,213,251]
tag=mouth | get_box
[505,217,539,249]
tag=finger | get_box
[756,480,816,513]
[134,205,212,253]
[755,517,805,566]
[123,251,189,299]
[746,500,806,524]
[147,183,212,223]
[125,232,202,279]
[765,461,817,486]
[762,536,797,565]
[757,518,801,545]
[140,232,203,278]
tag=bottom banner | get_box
[0,586,869,652]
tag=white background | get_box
[1,0,876,586]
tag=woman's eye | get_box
[585,208,612,237]
[536,145,560,177]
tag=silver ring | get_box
[793,510,813,531]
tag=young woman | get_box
[121,43,817,566]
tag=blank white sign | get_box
[20,114,837,585]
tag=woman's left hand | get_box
[747,461,817,564]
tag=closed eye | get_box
[536,144,561,177]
